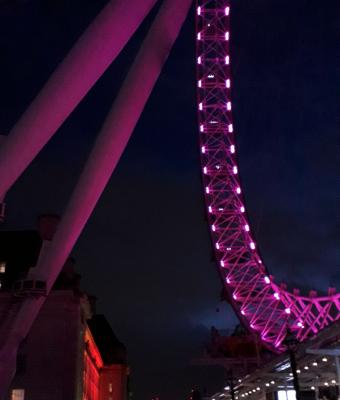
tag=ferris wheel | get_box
[196,0,339,351]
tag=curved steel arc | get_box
[196,0,339,350]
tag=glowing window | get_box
[11,389,25,400]
[0,262,5,273]
[278,390,296,400]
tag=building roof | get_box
[88,314,127,366]
[0,227,80,291]
[0,230,42,289]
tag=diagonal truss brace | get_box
[0,0,193,394]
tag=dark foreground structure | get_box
[0,216,129,400]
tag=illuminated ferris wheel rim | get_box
[195,0,339,350]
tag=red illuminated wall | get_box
[83,328,103,400]
[82,327,128,400]
[99,365,129,400]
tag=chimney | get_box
[37,214,60,240]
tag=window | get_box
[0,262,6,273]
[109,383,113,393]
[11,389,25,400]
[277,390,296,400]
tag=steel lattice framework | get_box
[196,0,340,350]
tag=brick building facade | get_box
[0,216,129,400]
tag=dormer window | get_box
[11,389,25,400]
[0,262,6,273]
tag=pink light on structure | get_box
[0,0,160,199]
[0,0,193,393]
[196,0,339,352]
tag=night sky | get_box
[0,1,339,399]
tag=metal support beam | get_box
[0,0,193,394]
[0,0,159,199]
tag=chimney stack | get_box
[37,214,60,240]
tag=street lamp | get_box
[226,369,236,400]
[283,329,301,400]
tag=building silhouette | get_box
[0,215,129,400]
